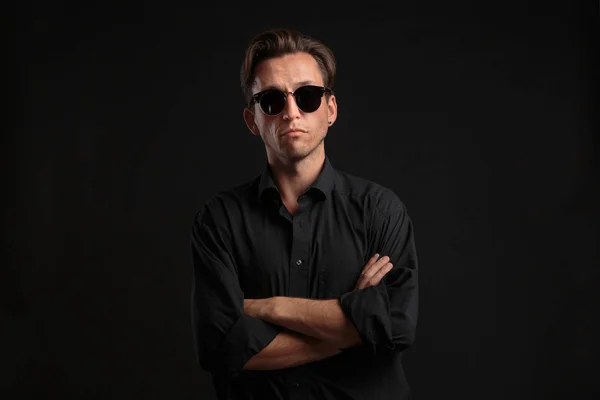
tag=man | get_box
[190,28,418,399]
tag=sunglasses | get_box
[249,85,333,116]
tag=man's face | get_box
[244,52,337,163]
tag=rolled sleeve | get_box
[190,201,280,376]
[339,191,418,354]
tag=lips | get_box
[281,128,307,136]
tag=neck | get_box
[267,147,325,204]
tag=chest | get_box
[233,199,375,299]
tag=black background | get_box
[5,2,599,399]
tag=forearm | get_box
[246,297,362,349]
[243,331,340,370]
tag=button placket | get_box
[289,211,310,298]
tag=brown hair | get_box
[240,28,337,106]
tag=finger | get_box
[360,255,389,280]
[356,256,390,289]
[367,262,393,287]
[360,254,388,275]
[361,253,379,272]
[355,254,388,290]
[356,256,378,289]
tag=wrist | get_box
[251,297,279,322]
[265,296,281,321]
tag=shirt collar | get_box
[258,156,336,205]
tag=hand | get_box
[354,253,393,290]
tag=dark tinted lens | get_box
[295,86,323,113]
[259,90,285,115]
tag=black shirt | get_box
[190,156,418,400]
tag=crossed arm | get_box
[243,254,394,370]
[192,198,418,374]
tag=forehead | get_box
[252,52,324,92]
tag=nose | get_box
[282,92,301,120]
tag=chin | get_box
[273,137,324,161]
[284,146,322,162]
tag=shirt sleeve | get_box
[339,190,418,354]
[190,199,280,376]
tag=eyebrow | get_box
[260,80,318,92]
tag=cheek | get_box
[255,114,267,129]
[312,112,329,133]
[256,117,277,136]
[262,124,279,143]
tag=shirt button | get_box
[294,382,300,388]
[295,259,303,266]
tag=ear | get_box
[243,107,260,136]
[326,94,338,127]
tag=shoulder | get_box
[334,170,407,218]
[192,176,260,224]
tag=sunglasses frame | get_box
[248,85,333,116]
